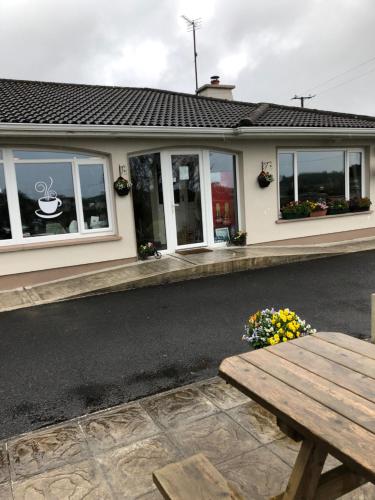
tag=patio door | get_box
[161,151,207,251]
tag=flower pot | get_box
[257,175,271,188]
[281,212,308,220]
[327,208,349,215]
[349,206,370,212]
[310,209,327,217]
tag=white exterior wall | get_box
[0,135,374,276]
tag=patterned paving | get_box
[0,377,374,499]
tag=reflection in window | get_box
[79,164,109,230]
[209,152,237,242]
[130,153,167,250]
[349,152,362,198]
[0,165,11,240]
[16,162,78,237]
[279,153,294,207]
[298,151,345,201]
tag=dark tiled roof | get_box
[1,78,375,129]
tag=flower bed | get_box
[242,308,316,349]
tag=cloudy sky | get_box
[1,0,374,115]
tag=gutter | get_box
[0,122,375,138]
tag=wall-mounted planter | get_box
[257,174,271,188]
[114,177,131,196]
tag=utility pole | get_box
[291,94,316,108]
[182,15,201,93]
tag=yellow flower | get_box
[282,337,288,342]
[271,319,276,324]
[279,328,284,334]
[286,332,294,339]
[296,331,301,337]
[276,322,281,328]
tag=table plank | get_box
[219,355,375,481]
[270,342,375,403]
[240,349,375,433]
[295,335,375,379]
[314,331,375,360]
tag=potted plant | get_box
[138,242,159,260]
[257,170,274,188]
[242,307,316,349]
[327,199,349,215]
[280,201,310,220]
[229,230,247,246]
[308,199,328,217]
[114,176,131,196]
[349,196,372,212]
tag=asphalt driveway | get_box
[0,250,374,439]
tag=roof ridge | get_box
[0,77,258,108]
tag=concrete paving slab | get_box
[3,377,374,499]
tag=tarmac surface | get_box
[0,250,373,440]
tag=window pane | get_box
[297,151,345,201]
[0,150,3,160]
[279,153,295,207]
[79,164,109,230]
[130,153,167,250]
[16,162,78,237]
[349,152,362,198]
[209,152,237,242]
[0,165,11,240]
[13,150,93,160]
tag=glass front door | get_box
[171,154,204,247]
[130,149,238,254]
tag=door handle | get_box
[173,203,180,207]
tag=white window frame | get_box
[277,148,365,211]
[0,148,115,246]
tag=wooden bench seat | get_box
[153,453,244,500]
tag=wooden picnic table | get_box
[219,331,375,500]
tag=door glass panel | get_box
[15,162,78,237]
[130,153,167,250]
[171,154,203,246]
[209,152,237,242]
[0,164,12,240]
[79,164,109,230]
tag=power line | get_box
[305,54,375,93]
[317,65,375,95]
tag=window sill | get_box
[276,210,373,224]
[0,235,122,253]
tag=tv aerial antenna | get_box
[181,15,202,93]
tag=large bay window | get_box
[278,149,364,209]
[0,149,113,245]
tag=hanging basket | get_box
[114,176,131,196]
[257,174,271,188]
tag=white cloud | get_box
[0,0,374,115]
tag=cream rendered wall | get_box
[0,136,242,276]
[242,138,375,244]
[0,135,374,276]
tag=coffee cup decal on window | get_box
[35,177,63,219]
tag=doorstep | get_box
[2,238,375,313]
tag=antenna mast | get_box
[291,94,316,108]
[182,15,201,93]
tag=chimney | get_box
[196,75,235,100]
